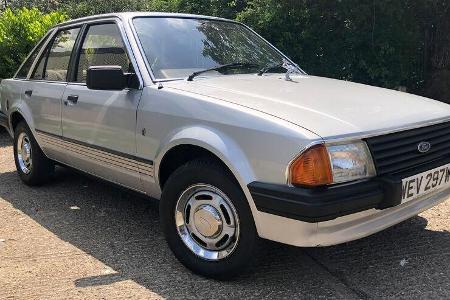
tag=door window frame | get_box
[67,19,143,89]
[29,25,83,84]
[17,17,142,89]
[13,30,54,80]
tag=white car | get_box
[1,12,450,279]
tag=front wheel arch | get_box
[158,144,237,190]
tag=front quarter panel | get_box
[136,85,321,231]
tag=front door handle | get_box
[24,90,33,97]
[64,95,79,106]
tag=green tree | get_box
[238,1,422,89]
[178,0,247,19]
[0,7,67,78]
[0,0,448,101]
[59,0,181,19]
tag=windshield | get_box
[132,17,291,80]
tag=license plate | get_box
[401,164,450,203]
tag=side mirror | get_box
[86,66,139,90]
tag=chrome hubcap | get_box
[175,184,239,261]
[17,132,32,174]
[193,205,223,237]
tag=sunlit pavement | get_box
[0,127,449,299]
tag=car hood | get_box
[164,74,450,138]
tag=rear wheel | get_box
[160,159,257,279]
[13,122,54,185]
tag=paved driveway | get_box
[0,127,449,299]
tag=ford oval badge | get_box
[417,141,431,153]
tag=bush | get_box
[0,1,448,102]
[59,0,181,19]
[0,8,68,79]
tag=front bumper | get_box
[249,157,450,223]
[254,184,449,247]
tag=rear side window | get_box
[31,46,48,80]
[75,23,130,83]
[15,34,49,79]
[31,27,80,81]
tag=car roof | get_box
[54,12,233,28]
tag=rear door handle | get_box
[24,90,32,97]
[64,95,79,106]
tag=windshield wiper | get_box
[258,60,303,81]
[257,62,285,76]
[187,62,260,81]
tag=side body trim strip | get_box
[36,129,154,177]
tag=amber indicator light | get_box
[289,144,333,186]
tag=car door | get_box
[61,21,144,191]
[3,30,52,119]
[23,26,81,161]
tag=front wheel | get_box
[160,159,257,279]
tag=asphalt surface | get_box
[0,126,449,299]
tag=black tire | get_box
[160,158,257,279]
[13,121,54,186]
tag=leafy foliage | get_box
[0,1,449,101]
[58,0,181,19]
[237,0,445,92]
[177,0,247,19]
[0,7,67,79]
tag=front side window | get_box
[31,27,80,81]
[75,23,130,83]
[132,17,288,80]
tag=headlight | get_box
[288,141,376,187]
[326,142,376,183]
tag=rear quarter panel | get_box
[1,79,25,136]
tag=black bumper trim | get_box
[249,180,384,223]
[249,157,450,223]
[0,111,8,130]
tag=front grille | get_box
[365,121,450,175]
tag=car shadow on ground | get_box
[0,128,449,299]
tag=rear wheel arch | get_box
[7,103,36,136]
[13,120,54,185]
[10,111,26,132]
[9,111,47,159]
